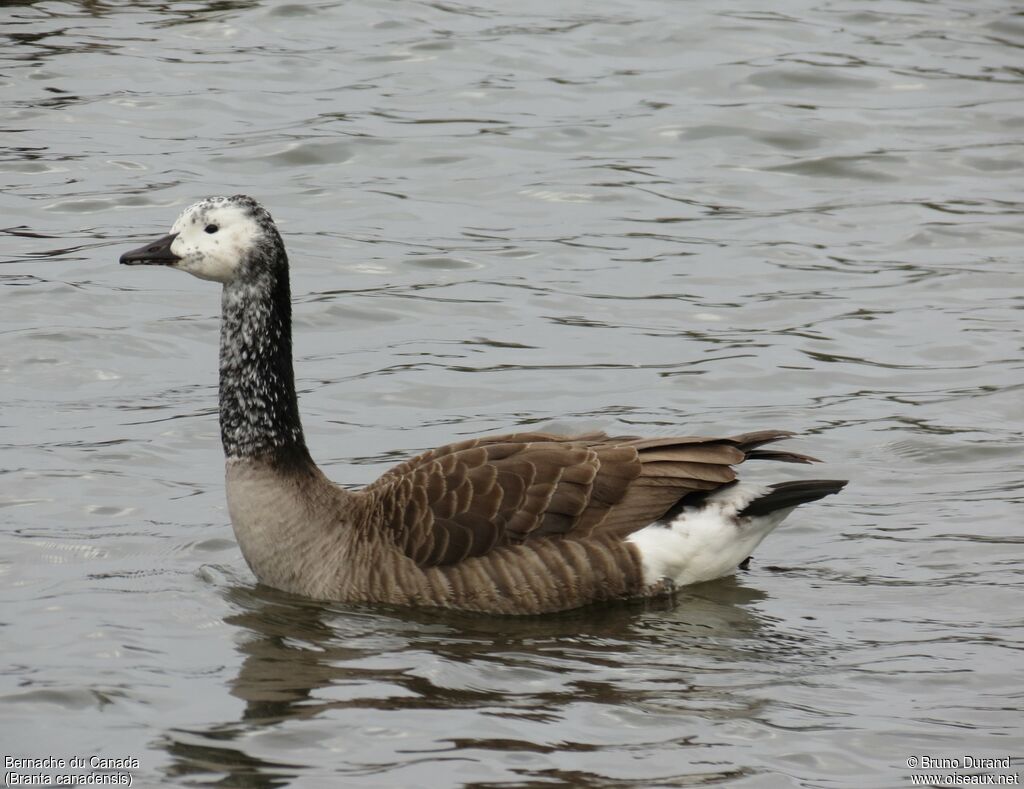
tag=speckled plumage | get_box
[121,195,847,614]
[219,273,306,463]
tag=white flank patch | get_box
[627,483,794,589]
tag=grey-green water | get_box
[2,1,1022,786]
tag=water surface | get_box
[2,0,1022,786]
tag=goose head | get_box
[120,195,285,284]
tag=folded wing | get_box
[363,430,814,567]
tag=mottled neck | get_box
[219,268,309,467]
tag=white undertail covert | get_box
[628,483,791,588]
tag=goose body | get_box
[121,195,846,615]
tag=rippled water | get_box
[3,0,1022,786]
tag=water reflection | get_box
[159,579,782,784]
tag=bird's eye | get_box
[204,224,219,234]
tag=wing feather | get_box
[362,429,810,567]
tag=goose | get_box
[120,195,846,615]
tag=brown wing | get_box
[361,430,813,567]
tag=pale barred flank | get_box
[227,455,655,614]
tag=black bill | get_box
[120,233,180,266]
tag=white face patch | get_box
[167,197,266,283]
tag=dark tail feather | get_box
[729,430,795,451]
[739,480,847,518]
[745,449,820,465]
[730,431,820,464]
